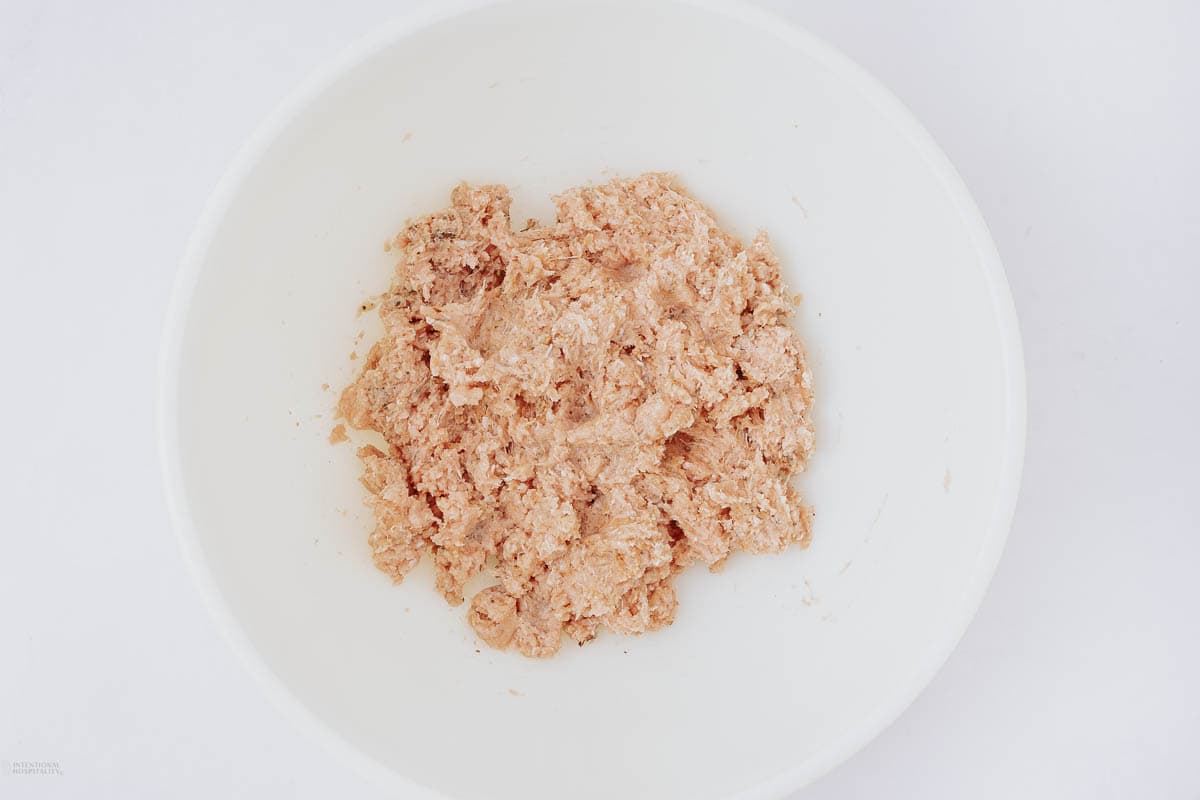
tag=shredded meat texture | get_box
[338,173,814,658]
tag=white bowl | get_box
[159,1,1025,798]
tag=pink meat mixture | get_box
[338,173,814,658]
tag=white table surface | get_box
[2,1,1197,797]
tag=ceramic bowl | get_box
[159,2,1025,797]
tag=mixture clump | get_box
[339,173,814,657]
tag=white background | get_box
[1,0,1197,798]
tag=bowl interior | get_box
[166,2,1022,798]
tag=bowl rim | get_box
[157,1,1027,797]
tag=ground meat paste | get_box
[338,173,815,657]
